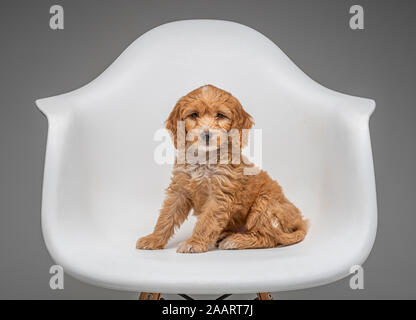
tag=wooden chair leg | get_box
[138,292,271,300]
[139,292,162,300]
[256,292,274,300]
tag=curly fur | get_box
[136,85,308,253]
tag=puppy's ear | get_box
[231,99,254,147]
[165,101,182,148]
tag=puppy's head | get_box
[166,85,253,152]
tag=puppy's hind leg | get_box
[217,224,307,250]
[218,194,278,250]
[215,230,234,247]
[218,200,307,250]
[218,231,275,250]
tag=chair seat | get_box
[37,20,377,294]
[43,198,374,293]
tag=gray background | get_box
[0,0,415,299]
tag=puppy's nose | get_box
[201,129,212,143]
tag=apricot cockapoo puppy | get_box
[136,85,308,253]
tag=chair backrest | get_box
[37,20,375,235]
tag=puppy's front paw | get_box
[176,239,208,254]
[136,234,165,250]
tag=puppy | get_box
[136,84,307,253]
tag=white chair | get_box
[36,20,377,298]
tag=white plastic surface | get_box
[36,20,377,294]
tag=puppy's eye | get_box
[190,112,198,119]
[216,113,225,119]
